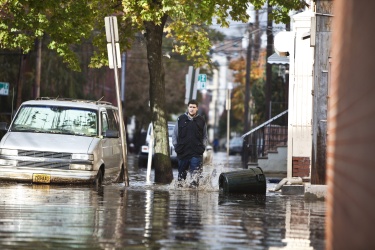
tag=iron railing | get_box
[241,110,288,166]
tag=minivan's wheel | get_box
[95,168,104,189]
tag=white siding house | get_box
[274,10,315,180]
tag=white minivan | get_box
[0,98,124,186]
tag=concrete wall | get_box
[327,1,375,249]
[257,146,287,174]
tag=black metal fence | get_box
[241,110,288,166]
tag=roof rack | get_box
[35,97,113,106]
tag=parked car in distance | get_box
[203,145,213,165]
[138,122,178,168]
[0,98,124,187]
[229,137,244,155]
[138,122,213,168]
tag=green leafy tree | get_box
[0,0,104,70]
[115,1,306,183]
[0,0,307,183]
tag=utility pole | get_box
[265,2,274,120]
[311,0,333,184]
[16,52,25,109]
[35,38,42,98]
[253,10,261,61]
[242,23,253,167]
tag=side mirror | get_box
[0,122,8,131]
[103,129,119,138]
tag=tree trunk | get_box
[144,16,173,184]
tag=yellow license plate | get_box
[32,173,51,184]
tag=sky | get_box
[210,4,287,48]
[210,5,257,38]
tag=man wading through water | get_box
[172,100,208,187]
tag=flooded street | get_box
[0,152,326,249]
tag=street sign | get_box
[197,74,207,90]
[198,74,207,83]
[104,16,121,69]
[0,82,9,96]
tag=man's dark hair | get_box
[188,99,199,107]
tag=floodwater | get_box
[0,152,326,250]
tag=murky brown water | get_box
[0,152,325,249]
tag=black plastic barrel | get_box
[219,167,266,194]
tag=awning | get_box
[267,53,289,65]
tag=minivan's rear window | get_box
[11,105,98,137]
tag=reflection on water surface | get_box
[0,152,325,249]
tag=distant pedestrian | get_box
[213,138,219,152]
[172,100,208,187]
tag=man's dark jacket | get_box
[173,114,206,160]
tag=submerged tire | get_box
[95,168,104,189]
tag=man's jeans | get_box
[178,156,202,181]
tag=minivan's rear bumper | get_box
[0,166,97,184]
